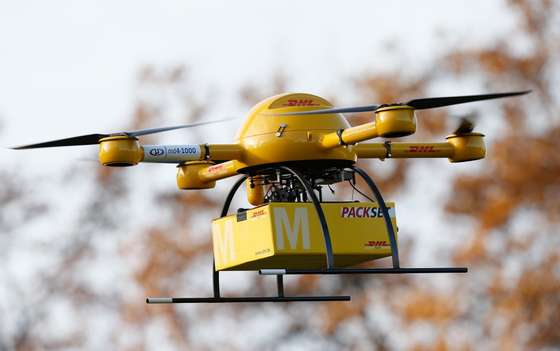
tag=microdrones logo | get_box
[149,148,165,156]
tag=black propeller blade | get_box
[273,90,530,116]
[453,117,476,135]
[407,91,531,110]
[270,104,380,116]
[11,117,238,150]
[125,117,238,137]
[12,134,110,149]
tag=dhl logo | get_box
[207,164,224,173]
[409,145,436,153]
[251,209,266,218]
[364,241,389,247]
[282,99,320,107]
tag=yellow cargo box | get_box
[212,202,397,271]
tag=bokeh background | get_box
[0,1,559,350]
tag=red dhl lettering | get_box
[409,145,435,153]
[207,164,224,173]
[282,99,320,107]
[251,209,266,218]
[364,241,389,247]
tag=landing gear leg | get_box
[147,173,350,304]
[260,166,468,276]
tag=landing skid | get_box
[147,271,350,304]
[147,296,351,304]
[260,267,468,275]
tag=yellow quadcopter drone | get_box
[14,90,529,303]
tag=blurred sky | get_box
[0,1,515,164]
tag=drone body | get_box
[96,92,486,193]
[14,90,529,303]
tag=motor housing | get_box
[374,105,416,138]
[98,136,143,166]
[177,161,216,189]
[447,132,486,162]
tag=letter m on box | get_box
[273,207,310,250]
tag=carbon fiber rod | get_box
[260,267,468,275]
[351,166,400,268]
[147,296,351,303]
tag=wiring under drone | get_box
[347,180,375,203]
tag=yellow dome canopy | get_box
[235,93,355,169]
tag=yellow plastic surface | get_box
[176,161,216,189]
[212,201,397,271]
[98,136,143,166]
[245,177,265,206]
[207,144,243,161]
[375,105,416,138]
[235,93,356,168]
[198,160,246,182]
[446,132,486,162]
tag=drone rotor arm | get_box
[355,134,485,163]
[140,143,243,164]
[320,122,378,149]
[355,142,455,159]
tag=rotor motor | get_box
[447,132,486,162]
[374,105,417,138]
[177,161,216,189]
[98,136,143,166]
